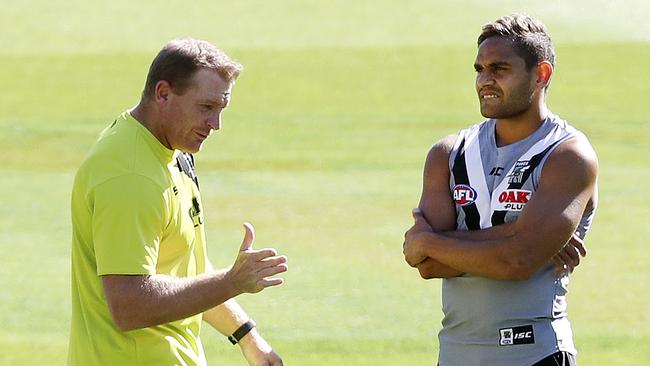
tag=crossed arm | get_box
[403,134,598,281]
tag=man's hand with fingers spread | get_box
[226,223,288,295]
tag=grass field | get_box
[1,1,649,365]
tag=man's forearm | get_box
[103,271,240,331]
[203,298,249,336]
[414,223,515,279]
[417,232,522,280]
[441,221,515,241]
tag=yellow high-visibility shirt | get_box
[68,111,209,366]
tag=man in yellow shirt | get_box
[68,38,288,366]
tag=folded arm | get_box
[405,135,598,280]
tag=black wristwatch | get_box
[228,319,256,345]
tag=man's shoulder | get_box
[553,134,598,168]
[548,114,598,165]
[76,116,171,193]
[541,132,598,189]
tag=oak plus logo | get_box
[499,325,535,346]
[496,189,531,211]
[452,184,477,206]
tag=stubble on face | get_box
[479,76,536,119]
[475,37,537,120]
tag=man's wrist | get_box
[228,319,256,345]
[416,231,436,256]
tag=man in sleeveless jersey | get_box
[69,39,288,366]
[403,15,598,366]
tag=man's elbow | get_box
[102,275,154,331]
[105,297,151,331]
[417,266,436,279]
[416,259,464,279]
[107,303,140,331]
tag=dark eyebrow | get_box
[489,62,510,68]
[474,61,510,71]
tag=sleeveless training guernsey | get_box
[438,113,595,366]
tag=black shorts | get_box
[437,351,577,366]
[532,351,577,366]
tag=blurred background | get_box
[1,1,648,364]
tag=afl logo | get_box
[453,184,477,206]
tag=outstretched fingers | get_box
[249,248,279,261]
[255,256,288,287]
[258,255,288,268]
[257,277,285,288]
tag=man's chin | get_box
[480,106,515,119]
[480,108,497,118]
[178,144,202,154]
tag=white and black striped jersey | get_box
[438,113,595,366]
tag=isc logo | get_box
[515,331,533,339]
[496,189,532,211]
[499,325,535,346]
[453,184,477,206]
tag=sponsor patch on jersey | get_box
[189,197,203,227]
[452,184,477,206]
[499,325,535,346]
[495,189,532,211]
[507,160,531,184]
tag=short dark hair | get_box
[142,38,243,99]
[478,15,555,70]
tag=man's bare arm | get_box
[405,136,598,280]
[406,135,462,279]
[102,223,287,331]
[406,135,520,278]
[203,299,282,365]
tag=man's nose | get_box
[476,72,495,89]
[207,112,221,130]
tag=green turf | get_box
[1,1,649,365]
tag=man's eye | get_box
[201,105,213,111]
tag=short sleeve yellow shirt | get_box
[68,111,210,366]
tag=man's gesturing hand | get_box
[227,223,288,295]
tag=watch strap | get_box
[228,319,256,345]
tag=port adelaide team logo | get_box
[507,160,531,184]
[453,184,477,206]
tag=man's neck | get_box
[130,102,172,149]
[494,103,548,147]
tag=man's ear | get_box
[154,80,172,104]
[536,61,553,89]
